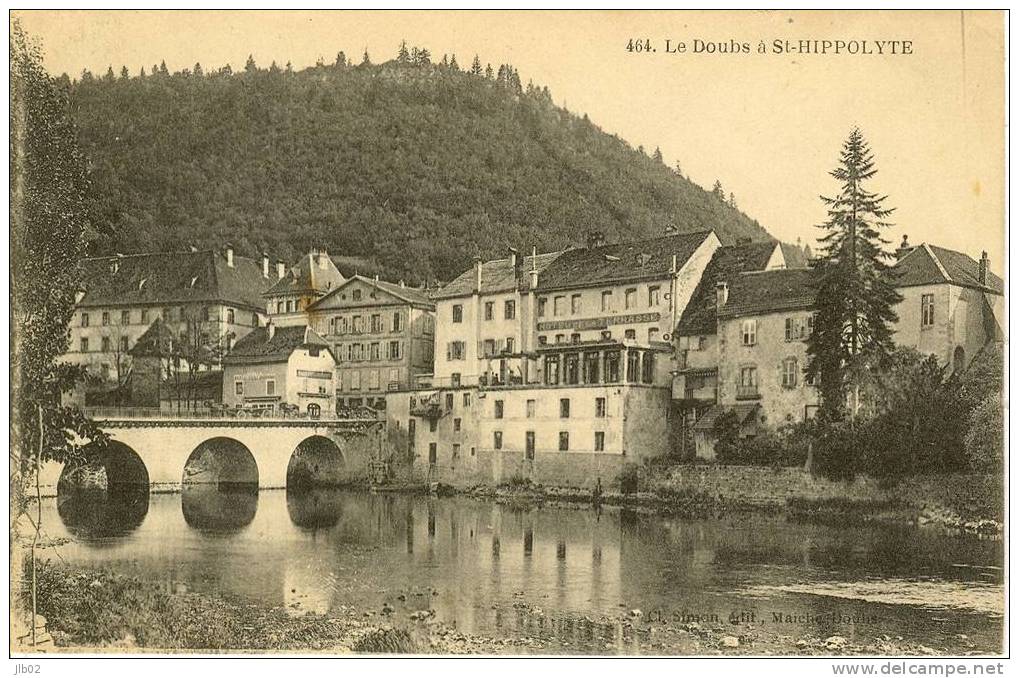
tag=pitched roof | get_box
[263,251,345,297]
[693,403,761,431]
[128,318,176,357]
[780,242,809,269]
[675,241,781,335]
[223,325,332,365]
[717,268,816,319]
[78,249,270,311]
[433,251,563,300]
[309,275,435,311]
[892,244,1003,294]
[535,231,716,291]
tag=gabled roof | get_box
[535,231,716,292]
[675,241,782,335]
[78,249,270,311]
[717,268,815,319]
[309,275,435,311]
[223,325,333,365]
[433,251,563,300]
[780,242,809,269]
[263,251,345,298]
[128,318,176,357]
[892,244,1003,294]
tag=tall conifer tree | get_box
[806,128,902,421]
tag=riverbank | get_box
[456,466,1003,536]
[16,561,996,655]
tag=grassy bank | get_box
[17,562,997,655]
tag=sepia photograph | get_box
[8,8,1007,664]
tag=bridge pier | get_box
[37,417,384,497]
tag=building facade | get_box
[263,249,346,327]
[65,245,272,398]
[222,325,337,417]
[306,275,436,409]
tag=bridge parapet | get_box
[83,406,384,428]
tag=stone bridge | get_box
[38,409,387,497]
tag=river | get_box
[40,487,1003,653]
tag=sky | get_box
[13,10,1006,270]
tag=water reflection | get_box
[286,487,344,530]
[56,485,149,541]
[181,485,258,534]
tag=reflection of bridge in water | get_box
[39,407,385,497]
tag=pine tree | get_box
[416,48,431,65]
[449,54,459,71]
[712,180,724,199]
[485,63,493,79]
[159,60,169,76]
[674,160,682,176]
[244,55,257,73]
[104,66,115,81]
[139,66,146,78]
[803,243,814,260]
[728,192,737,208]
[806,128,902,421]
[397,40,410,63]
[361,49,371,66]
[193,62,203,77]
[652,146,663,163]
[470,55,483,75]
[336,51,347,67]
[120,65,129,79]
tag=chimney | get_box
[895,234,914,261]
[276,259,286,279]
[509,247,523,281]
[715,281,729,310]
[224,243,234,268]
[586,231,606,249]
[262,252,270,278]
[474,256,483,294]
[979,251,989,285]
[529,247,539,290]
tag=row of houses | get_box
[64,232,1003,486]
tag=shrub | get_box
[617,463,641,494]
[715,426,808,468]
[965,393,1003,473]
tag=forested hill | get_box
[67,50,773,284]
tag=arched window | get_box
[307,403,321,419]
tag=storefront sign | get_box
[537,312,660,332]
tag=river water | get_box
[41,488,1003,653]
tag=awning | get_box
[692,403,761,432]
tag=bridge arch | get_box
[183,437,259,488]
[57,440,150,494]
[287,435,346,490]
[56,441,150,540]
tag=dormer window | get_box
[352,289,362,302]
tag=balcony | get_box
[409,395,446,420]
[735,385,761,401]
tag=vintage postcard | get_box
[8,9,1007,665]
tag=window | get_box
[484,301,494,320]
[446,393,455,410]
[452,443,461,460]
[350,371,361,390]
[336,371,343,390]
[571,294,581,315]
[921,294,935,327]
[782,358,798,388]
[163,307,173,322]
[570,333,581,344]
[352,289,362,301]
[276,301,284,314]
[737,366,758,399]
[140,309,149,324]
[102,311,110,326]
[537,297,547,317]
[235,381,243,395]
[785,317,807,341]
[555,334,565,344]
[252,313,259,327]
[452,304,463,323]
[352,315,364,333]
[625,288,636,310]
[392,312,402,332]
[594,431,605,451]
[370,314,382,333]
[369,370,380,390]
[81,313,89,327]
[453,418,461,432]
[463,392,471,407]
[121,310,131,324]
[601,290,612,311]
[79,338,88,352]
[526,399,536,418]
[504,300,516,319]
[554,296,566,316]
[494,399,504,419]
[604,350,621,382]
[584,352,600,383]
[505,337,515,354]
[265,379,276,396]
[352,343,365,361]
[560,398,570,418]
[564,353,580,384]
[120,336,129,352]
[483,339,496,357]
[493,431,503,450]
[595,397,606,418]
[428,443,437,466]
[389,341,401,359]
[538,335,548,345]
[626,349,640,382]
[544,354,560,385]
[389,367,399,384]
[642,352,655,384]
[525,432,535,460]
[741,319,757,346]
[447,341,466,361]
[429,419,437,433]
[101,336,111,352]
[286,300,295,313]
[559,432,569,451]
[338,317,349,334]
[648,327,660,343]
[648,286,661,306]
[625,329,636,340]
[370,342,380,361]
